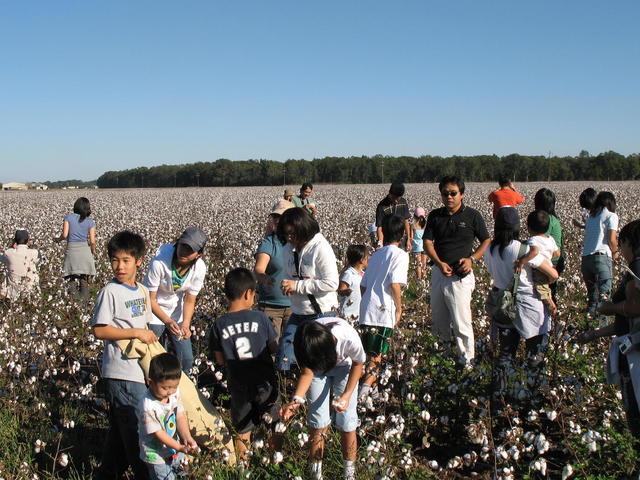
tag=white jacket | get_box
[283,233,339,315]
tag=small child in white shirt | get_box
[337,245,368,324]
[516,210,561,315]
[138,353,197,480]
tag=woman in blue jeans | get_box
[276,208,339,370]
[144,228,207,374]
[580,192,619,315]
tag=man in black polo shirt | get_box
[424,175,490,366]
[375,182,411,250]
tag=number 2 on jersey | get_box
[235,337,253,359]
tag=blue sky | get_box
[1,0,638,182]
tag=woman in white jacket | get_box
[276,207,339,370]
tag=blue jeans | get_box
[94,379,149,480]
[148,324,194,374]
[307,364,359,432]
[581,254,613,314]
[146,452,186,480]
[276,311,338,370]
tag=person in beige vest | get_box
[0,230,39,300]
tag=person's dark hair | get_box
[149,353,182,382]
[591,191,616,215]
[73,197,91,222]
[533,188,557,217]
[224,267,257,301]
[438,175,465,194]
[579,188,597,210]
[389,182,405,198]
[293,321,337,374]
[414,215,426,228]
[300,182,313,192]
[14,233,29,245]
[527,210,550,235]
[107,231,146,259]
[345,244,367,268]
[498,175,511,187]
[490,228,520,258]
[276,207,320,245]
[382,215,405,244]
[619,220,640,253]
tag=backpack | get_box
[485,243,527,328]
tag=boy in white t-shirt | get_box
[338,245,368,324]
[358,215,409,400]
[138,353,197,480]
[516,210,561,315]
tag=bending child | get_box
[280,318,365,480]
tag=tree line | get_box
[96,151,640,188]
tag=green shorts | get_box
[360,326,394,355]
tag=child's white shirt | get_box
[138,389,185,465]
[359,245,409,328]
[526,235,558,264]
[339,266,363,321]
[315,317,366,367]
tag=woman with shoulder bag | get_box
[276,207,339,370]
[483,207,559,366]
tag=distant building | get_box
[30,183,48,190]
[2,182,28,191]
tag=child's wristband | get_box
[292,395,306,405]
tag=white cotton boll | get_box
[428,460,439,470]
[272,451,283,464]
[562,464,574,480]
[420,410,431,421]
[546,410,557,421]
[252,438,264,450]
[274,422,286,433]
[332,399,346,409]
[587,441,597,452]
[57,453,69,467]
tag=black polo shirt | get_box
[375,196,410,227]
[424,205,489,266]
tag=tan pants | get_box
[257,304,291,342]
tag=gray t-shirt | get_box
[64,213,96,242]
[91,281,151,384]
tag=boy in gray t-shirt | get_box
[91,231,157,480]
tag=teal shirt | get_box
[546,214,562,261]
[255,234,291,307]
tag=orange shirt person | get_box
[488,176,525,218]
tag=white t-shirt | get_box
[582,208,619,257]
[315,317,366,367]
[339,267,363,321]
[359,245,409,328]
[91,281,152,383]
[526,235,558,264]
[137,389,185,465]
[143,243,207,325]
[483,241,543,294]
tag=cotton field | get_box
[0,182,639,479]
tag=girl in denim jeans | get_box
[280,318,365,480]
